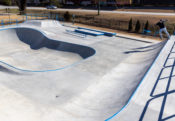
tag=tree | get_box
[64,11,71,22]
[98,0,100,15]
[144,20,149,34]
[15,0,27,14]
[144,20,149,30]
[128,18,133,31]
[135,20,141,33]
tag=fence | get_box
[74,15,175,36]
[0,13,64,27]
[0,11,174,37]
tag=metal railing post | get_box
[72,14,75,24]
[16,19,18,25]
[26,14,28,21]
[56,14,58,20]
[1,20,4,27]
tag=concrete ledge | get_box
[77,27,116,37]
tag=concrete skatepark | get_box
[0,20,174,121]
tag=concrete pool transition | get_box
[0,20,174,121]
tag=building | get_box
[116,0,132,5]
[11,0,128,5]
[65,0,132,5]
[27,0,40,4]
[133,0,175,5]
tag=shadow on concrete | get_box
[0,65,20,75]
[132,41,166,50]
[139,42,175,121]
[15,28,96,59]
[124,41,166,54]
[117,35,152,44]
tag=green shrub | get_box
[144,20,149,30]
[128,18,133,31]
[144,20,149,34]
[135,20,141,33]
[64,11,71,22]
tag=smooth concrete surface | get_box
[111,36,175,121]
[0,20,172,121]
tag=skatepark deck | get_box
[0,20,174,121]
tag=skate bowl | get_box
[0,21,172,121]
[0,27,95,71]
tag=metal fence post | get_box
[56,14,59,21]
[72,14,75,25]
[1,20,4,27]
[30,14,32,20]
[16,19,18,25]
[49,13,51,19]
[23,15,24,22]
[26,14,28,21]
